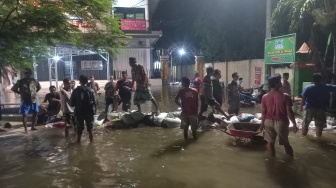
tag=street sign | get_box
[265,34,296,64]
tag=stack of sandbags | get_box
[153,113,168,127]
[162,117,181,128]
[107,112,121,121]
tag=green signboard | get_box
[265,34,296,64]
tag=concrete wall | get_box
[213,59,265,88]
[175,64,195,81]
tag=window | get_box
[115,7,145,20]
[126,13,135,19]
[135,13,145,19]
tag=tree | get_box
[0,0,127,82]
[271,0,335,72]
[272,0,336,106]
[193,0,268,62]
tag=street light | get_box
[53,56,61,61]
[179,48,186,56]
[170,49,186,83]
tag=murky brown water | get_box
[1,85,336,188]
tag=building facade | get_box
[112,0,162,79]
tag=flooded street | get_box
[1,85,336,188]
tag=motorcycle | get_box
[240,84,266,107]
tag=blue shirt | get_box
[301,84,336,109]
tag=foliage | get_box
[192,0,268,62]
[271,0,335,71]
[0,0,127,77]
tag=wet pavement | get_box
[1,85,336,188]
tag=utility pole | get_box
[266,0,272,38]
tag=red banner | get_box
[121,19,146,31]
[255,67,262,85]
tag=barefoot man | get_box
[11,68,41,133]
[129,57,160,115]
[261,76,297,156]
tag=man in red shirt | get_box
[175,77,199,140]
[261,76,297,156]
[191,72,203,92]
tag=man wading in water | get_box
[300,73,336,137]
[260,76,297,156]
[71,75,96,143]
[129,57,160,115]
[175,77,199,140]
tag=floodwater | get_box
[1,85,336,188]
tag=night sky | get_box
[152,0,281,62]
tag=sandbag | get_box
[240,115,255,122]
[107,112,120,121]
[93,115,104,126]
[230,116,239,123]
[105,119,126,129]
[130,111,146,121]
[140,114,156,127]
[254,113,262,120]
[153,113,168,127]
[250,118,261,124]
[171,111,181,118]
[162,117,181,128]
[121,113,138,126]
[239,113,254,118]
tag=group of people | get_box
[10,57,161,143]
[8,59,336,155]
[261,72,336,156]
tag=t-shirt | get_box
[131,64,148,87]
[175,88,198,117]
[13,78,41,103]
[45,93,61,112]
[281,81,291,96]
[227,80,240,100]
[212,79,225,102]
[191,77,203,91]
[202,75,214,99]
[87,81,99,95]
[104,82,115,100]
[60,88,74,113]
[261,91,292,123]
[116,79,132,100]
[71,86,96,116]
[301,84,336,110]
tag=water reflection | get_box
[265,158,310,188]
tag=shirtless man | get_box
[129,57,160,115]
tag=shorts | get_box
[181,116,198,131]
[200,95,219,112]
[76,115,94,134]
[264,119,289,145]
[303,108,327,129]
[63,112,76,127]
[134,88,154,105]
[20,102,39,115]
